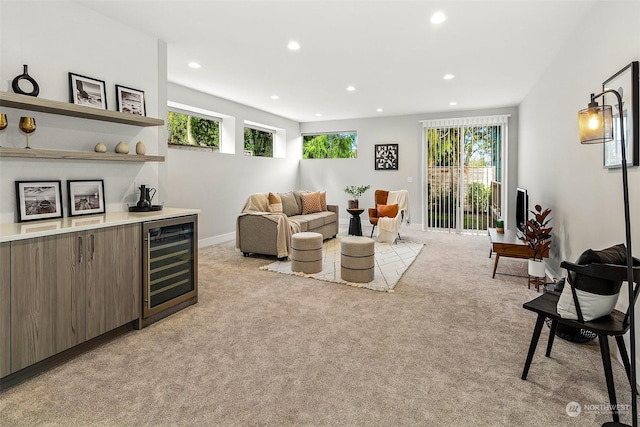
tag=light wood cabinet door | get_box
[1,242,10,377]
[11,233,85,371]
[86,224,140,340]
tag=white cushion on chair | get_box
[557,284,619,322]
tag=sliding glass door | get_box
[423,116,508,234]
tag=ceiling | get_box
[76,0,597,123]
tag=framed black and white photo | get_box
[15,180,63,222]
[115,84,146,116]
[68,72,107,109]
[603,61,639,168]
[375,144,399,170]
[67,179,105,217]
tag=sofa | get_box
[236,190,339,258]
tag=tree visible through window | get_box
[302,132,357,159]
[167,111,219,148]
[244,127,273,157]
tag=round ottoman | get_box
[341,236,375,283]
[291,232,323,274]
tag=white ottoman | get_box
[291,232,323,274]
[341,236,375,283]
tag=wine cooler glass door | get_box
[143,216,197,320]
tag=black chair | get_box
[521,261,640,424]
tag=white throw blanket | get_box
[377,190,410,243]
[236,193,300,258]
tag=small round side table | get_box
[346,208,364,236]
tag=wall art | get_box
[375,143,399,170]
[603,61,639,168]
[69,72,107,109]
[67,179,105,217]
[15,180,63,222]
[115,84,146,116]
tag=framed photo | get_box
[602,61,639,168]
[115,84,146,116]
[68,72,107,109]
[67,179,105,217]
[375,144,399,170]
[15,180,63,223]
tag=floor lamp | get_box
[578,90,637,427]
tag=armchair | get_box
[368,189,409,242]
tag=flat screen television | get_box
[516,187,528,234]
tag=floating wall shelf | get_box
[0,92,164,127]
[0,147,165,163]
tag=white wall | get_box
[0,0,161,222]
[163,83,300,245]
[518,0,640,384]
[300,106,519,228]
[519,0,639,277]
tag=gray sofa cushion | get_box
[279,192,299,217]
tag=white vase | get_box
[528,259,546,278]
[136,141,146,155]
[115,141,129,154]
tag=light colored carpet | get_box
[261,235,424,291]
[0,226,633,426]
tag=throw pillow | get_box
[377,203,399,218]
[267,192,283,213]
[319,191,327,211]
[556,285,619,322]
[279,192,299,217]
[293,191,308,215]
[557,244,637,322]
[301,192,323,214]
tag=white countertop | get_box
[0,207,200,242]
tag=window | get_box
[302,132,357,159]
[244,126,273,157]
[167,111,219,149]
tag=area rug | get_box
[261,236,424,292]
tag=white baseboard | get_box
[199,232,235,248]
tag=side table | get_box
[346,208,364,236]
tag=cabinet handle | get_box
[90,234,95,261]
[78,236,83,263]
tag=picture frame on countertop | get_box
[68,72,107,110]
[603,61,639,168]
[15,180,63,222]
[115,84,146,116]
[374,143,399,170]
[67,179,105,217]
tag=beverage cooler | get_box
[141,215,198,327]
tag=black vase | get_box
[12,64,40,97]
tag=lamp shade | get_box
[578,103,614,144]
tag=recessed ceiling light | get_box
[315,113,322,117]
[270,95,279,100]
[449,102,457,106]
[188,62,201,69]
[431,11,447,24]
[443,74,455,80]
[287,41,300,51]
[376,108,383,112]
[346,86,355,92]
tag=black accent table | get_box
[346,208,364,236]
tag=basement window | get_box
[302,132,357,159]
[244,124,274,157]
[167,110,220,151]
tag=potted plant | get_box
[523,204,552,278]
[344,185,370,209]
